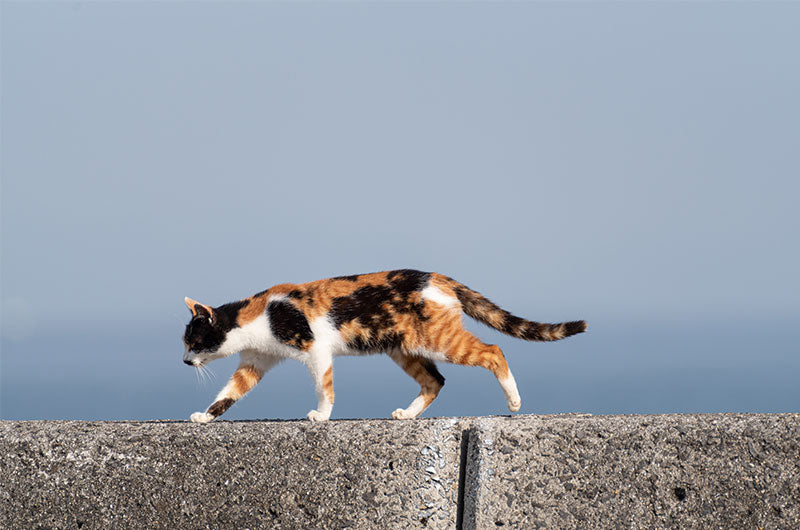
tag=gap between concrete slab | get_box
[455,428,469,529]
[455,427,479,530]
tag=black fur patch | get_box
[564,320,587,336]
[216,300,249,322]
[287,288,315,308]
[332,274,361,281]
[330,269,430,352]
[349,331,406,352]
[452,285,485,317]
[420,359,445,387]
[386,269,429,291]
[183,301,247,353]
[207,398,235,417]
[193,304,211,318]
[502,314,527,336]
[268,300,314,350]
[331,285,396,330]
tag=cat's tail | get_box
[445,278,587,341]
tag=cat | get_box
[182,269,586,423]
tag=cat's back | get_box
[266,269,433,320]
[239,269,466,355]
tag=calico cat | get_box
[183,269,586,423]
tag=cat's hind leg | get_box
[444,332,521,412]
[190,354,278,423]
[388,351,445,420]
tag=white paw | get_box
[306,409,330,422]
[507,398,521,412]
[190,412,214,424]
[392,408,414,420]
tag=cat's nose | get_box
[183,359,193,366]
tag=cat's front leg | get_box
[190,364,261,423]
[190,355,278,423]
[305,351,334,422]
[190,411,215,424]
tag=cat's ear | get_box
[185,297,213,319]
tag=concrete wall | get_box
[1,414,798,529]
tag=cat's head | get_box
[182,297,230,366]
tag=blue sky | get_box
[2,2,798,420]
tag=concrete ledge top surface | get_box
[4,411,798,425]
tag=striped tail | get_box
[451,282,587,342]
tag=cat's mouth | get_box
[183,351,206,368]
[184,358,207,368]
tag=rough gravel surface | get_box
[463,414,800,529]
[0,418,465,530]
[1,414,798,529]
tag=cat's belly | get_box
[330,346,447,361]
[405,348,449,362]
[332,347,382,358]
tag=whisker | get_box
[195,364,216,386]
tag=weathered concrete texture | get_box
[1,415,799,530]
[463,414,800,529]
[0,418,465,530]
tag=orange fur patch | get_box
[232,365,263,399]
[339,321,370,345]
[185,297,212,317]
[236,295,268,326]
[322,365,334,403]
[429,274,459,298]
[267,283,297,297]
